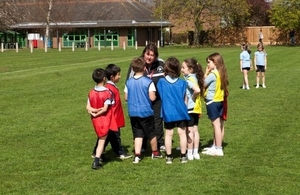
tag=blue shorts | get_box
[205,100,223,121]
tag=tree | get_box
[269,0,300,30]
[0,0,21,31]
[246,0,271,26]
[153,0,215,46]
[153,0,251,46]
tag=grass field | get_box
[0,45,299,194]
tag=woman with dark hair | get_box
[126,43,165,152]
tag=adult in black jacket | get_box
[126,43,165,151]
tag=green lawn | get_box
[0,46,299,194]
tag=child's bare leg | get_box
[178,127,187,155]
[211,118,222,148]
[243,70,249,87]
[262,72,265,86]
[165,129,173,155]
[95,136,107,158]
[256,72,260,85]
[149,136,158,152]
[134,137,143,155]
[193,125,200,151]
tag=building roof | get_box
[13,0,171,29]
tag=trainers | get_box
[206,147,224,156]
[262,84,266,88]
[246,86,250,90]
[256,85,259,88]
[159,145,166,151]
[202,146,213,151]
[242,85,245,89]
[187,153,194,161]
[166,156,173,164]
[119,153,132,160]
[193,153,200,160]
[152,152,163,159]
[91,161,102,170]
[202,147,215,154]
[180,156,188,163]
[133,156,141,164]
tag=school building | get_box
[1,0,171,49]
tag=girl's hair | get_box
[131,57,146,73]
[206,53,229,92]
[105,64,121,80]
[141,42,159,59]
[257,42,264,50]
[164,57,181,78]
[92,68,106,84]
[242,43,251,54]
[183,58,205,97]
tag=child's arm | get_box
[149,91,156,101]
[92,104,109,117]
[86,102,106,117]
[124,92,128,101]
[240,59,243,72]
[191,85,200,102]
[86,103,101,113]
[264,55,267,70]
[254,55,257,70]
[149,82,156,101]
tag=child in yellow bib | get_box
[181,58,205,160]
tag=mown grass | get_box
[0,45,299,194]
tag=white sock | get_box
[193,148,198,154]
[188,149,193,155]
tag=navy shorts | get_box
[256,65,265,72]
[130,116,156,139]
[187,113,199,127]
[242,67,250,71]
[164,120,188,130]
[205,100,223,121]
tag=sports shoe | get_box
[246,86,250,90]
[262,84,266,88]
[166,156,173,164]
[242,85,245,89]
[202,146,213,151]
[206,147,224,156]
[187,153,194,161]
[159,145,166,151]
[119,153,132,160]
[133,156,141,164]
[151,152,163,159]
[202,147,215,154]
[180,156,188,163]
[193,153,200,160]
[256,85,259,88]
[91,161,102,170]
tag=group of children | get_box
[86,48,229,170]
[240,42,267,90]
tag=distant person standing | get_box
[259,29,264,43]
[254,43,267,88]
[240,44,252,90]
[289,29,295,45]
